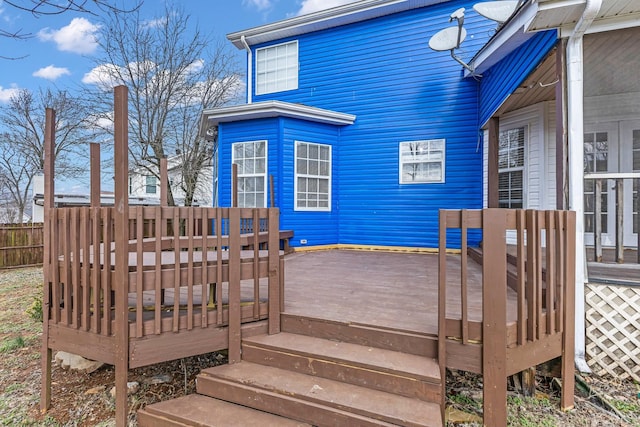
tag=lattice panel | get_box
[585,283,640,381]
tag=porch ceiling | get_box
[493,48,557,116]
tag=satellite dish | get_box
[450,7,466,21]
[473,1,518,23]
[428,26,467,51]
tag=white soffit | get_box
[527,0,640,33]
[202,101,356,127]
[227,0,447,49]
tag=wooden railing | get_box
[438,208,576,427]
[46,206,281,362]
[585,173,639,263]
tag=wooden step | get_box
[242,332,441,401]
[281,313,437,357]
[197,361,443,427]
[138,394,311,427]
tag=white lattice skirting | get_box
[585,283,640,381]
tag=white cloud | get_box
[33,65,71,80]
[82,63,124,91]
[243,0,273,12]
[0,85,20,103]
[38,17,100,54]
[296,0,358,16]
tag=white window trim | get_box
[497,125,528,209]
[255,40,299,95]
[231,140,268,208]
[294,141,332,212]
[399,139,446,184]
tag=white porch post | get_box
[566,0,601,373]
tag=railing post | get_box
[561,211,576,410]
[40,107,55,413]
[113,85,130,427]
[268,208,281,334]
[437,209,447,425]
[482,208,508,427]
[228,208,242,363]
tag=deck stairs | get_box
[138,313,444,426]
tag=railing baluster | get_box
[253,209,260,320]
[594,179,602,262]
[135,207,144,338]
[201,208,209,328]
[516,210,526,345]
[51,209,60,325]
[525,210,537,342]
[91,208,100,334]
[81,208,91,331]
[216,209,223,325]
[62,209,72,326]
[536,211,544,339]
[102,208,112,336]
[187,208,195,331]
[461,209,468,345]
[616,178,624,263]
[555,211,565,334]
[546,211,556,334]
[172,208,181,332]
[154,206,162,335]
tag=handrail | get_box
[439,208,576,426]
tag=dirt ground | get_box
[1,267,638,426]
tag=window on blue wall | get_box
[295,141,331,211]
[145,175,157,194]
[232,140,267,208]
[399,139,445,184]
[498,127,526,208]
[255,40,298,95]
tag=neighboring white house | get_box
[128,155,214,206]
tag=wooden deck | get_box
[283,249,518,335]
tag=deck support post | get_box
[40,108,56,414]
[482,209,508,427]
[113,85,130,427]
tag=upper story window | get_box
[145,175,157,194]
[232,140,267,208]
[295,141,331,211]
[498,127,526,208]
[255,40,298,95]
[399,139,445,184]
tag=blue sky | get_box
[0,0,359,101]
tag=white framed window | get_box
[145,175,157,194]
[399,139,445,184]
[232,140,267,208]
[295,141,331,211]
[256,40,298,95]
[498,127,525,208]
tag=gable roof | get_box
[227,0,447,49]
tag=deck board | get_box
[282,250,518,336]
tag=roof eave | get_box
[201,101,356,129]
[227,0,446,49]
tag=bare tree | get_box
[1,1,140,40]
[84,4,242,206]
[0,88,91,220]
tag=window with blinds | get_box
[498,127,525,208]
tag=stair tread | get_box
[199,361,442,426]
[140,394,311,427]
[243,332,440,383]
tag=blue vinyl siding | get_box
[248,1,493,248]
[221,1,533,248]
[218,118,280,208]
[479,30,558,126]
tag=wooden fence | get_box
[0,224,44,268]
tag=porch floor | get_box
[282,249,519,336]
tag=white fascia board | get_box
[227,0,445,49]
[202,101,356,127]
[468,4,541,76]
